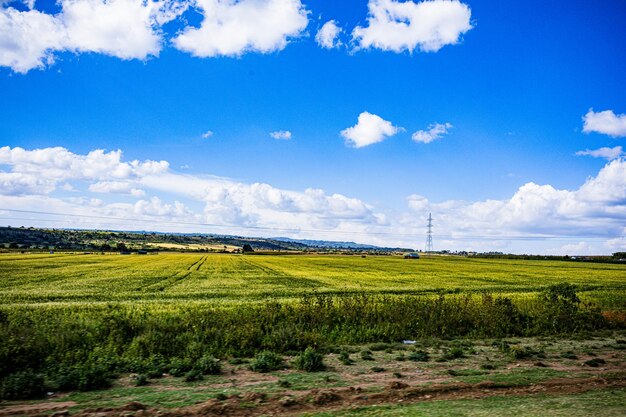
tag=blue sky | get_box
[1,0,625,254]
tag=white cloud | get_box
[0,146,168,194]
[0,0,186,73]
[352,0,473,53]
[412,122,452,143]
[0,7,65,73]
[582,109,626,137]
[60,0,178,60]
[404,158,626,249]
[201,130,214,139]
[316,20,341,49]
[269,130,292,140]
[88,181,146,197]
[172,0,308,57]
[554,241,594,256]
[341,111,400,148]
[576,146,623,161]
[2,146,625,254]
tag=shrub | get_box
[249,351,284,373]
[195,355,221,375]
[133,374,148,386]
[584,358,606,367]
[293,348,325,372]
[408,350,429,362]
[560,351,578,359]
[360,350,374,361]
[0,370,46,400]
[169,358,193,377]
[510,346,543,360]
[53,364,113,392]
[442,347,465,360]
[338,350,354,365]
[369,343,392,351]
[184,369,203,382]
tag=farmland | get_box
[1,252,625,414]
[1,252,625,306]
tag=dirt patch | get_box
[14,375,621,417]
[0,401,77,416]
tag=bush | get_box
[369,343,392,351]
[338,350,354,365]
[510,346,544,360]
[408,350,429,362]
[169,358,193,377]
[184,369,203,382]
[360,350,374,361]
[584,358,606,367]
[195,355,221,375]
[249,351,284,373]
[1,370,46,400]
[442,347,465,360]
[53,364,113,392]
[133,374,148,386]
[293,348,325,372]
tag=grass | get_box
[0,253,624,306]
[306,388,626,416]
[2,334,623,414]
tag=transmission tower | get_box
[425,212,434,252]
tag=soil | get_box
[2,376,623,417]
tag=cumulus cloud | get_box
[341,111,400,148]
[576,146,623,161]
[201,130,214,139]
[0,146,382,239]
[582,109,626,137]
[316,20,342,49]
[0,7,66,73]
[405,158,626,249]
[172,0,308,57]
[0,0,186,73]
[352,0,473,53]
[3,146,625,254]
[269,130,292,140]
[0,146,168,194]
[412,122,452,143]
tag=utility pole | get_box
[425,212,433,253]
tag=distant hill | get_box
[272,237,413,252]
[0,226,411,253]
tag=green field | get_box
[1,252,625,407]
[1,252,625,306]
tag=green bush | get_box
[133,374,148,386]
[338,350,354,365]
[53,364,113,392]
[293,348,325,372]
[195,355,221,375]
[184,369,203,382]
[408,350,429,362]
[249,351,284,373]
[169,358,193,377]
[1,370,46,400]
[360,350,374,361]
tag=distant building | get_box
[404,252,420,259]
